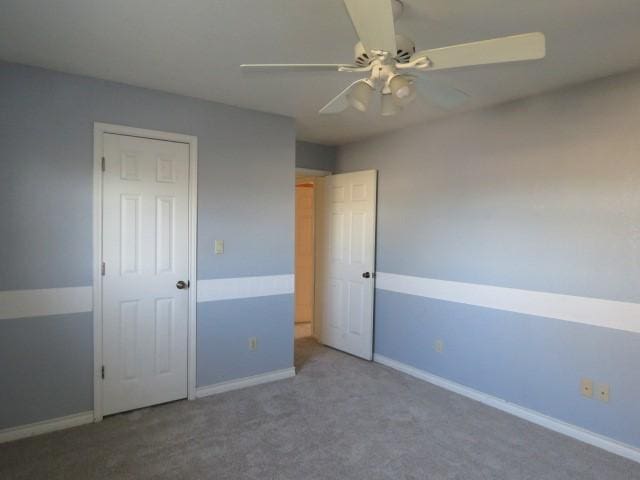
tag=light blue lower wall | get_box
[0,293,294,430]
[196,295,294,387]
[375,290,640,447]
[0,313,93,429]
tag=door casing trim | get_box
[92,122,198,422]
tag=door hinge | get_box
[101,365,105,379]
[101,262,106,276]
[101,156,106,172]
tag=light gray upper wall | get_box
[0,61,295,290]
[337,70,640,303]
[295,141,336,172]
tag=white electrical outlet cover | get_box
[596,384,610,402]
[580,378,593,398]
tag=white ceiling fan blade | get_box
[241,64,356,72]
[319,79,367,114]
[413,76,469,109]
[343,0,397,54]
[412,32,546,71]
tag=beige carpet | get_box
[1,338,638,479]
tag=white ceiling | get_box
[1,0,640,145]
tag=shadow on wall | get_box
[296,141,337,172]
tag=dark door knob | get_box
[176,280,189,290]
[362,272,371,279]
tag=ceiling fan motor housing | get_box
[354,34,416,66]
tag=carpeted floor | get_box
[1,337,639,479]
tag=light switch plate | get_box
[435,339,444,353]
[580,378,593,398]
[215,240,224,254]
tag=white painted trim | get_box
[92,123,198,421]
[197,274,294,303]
[296,168,332,177]
[195,367,296,398]
[374,354,640,464]
[1,272,293,322]
[0,411,93,444]
[0,287,92,320]
[92,125,104,422]
[377,272,640,334]
[187,134,198,402]
[94,122,199,145]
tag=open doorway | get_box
[294,168,378,360]
[294,169,329,339]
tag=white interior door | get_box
[316,170,377,360]
[102,133,190,416]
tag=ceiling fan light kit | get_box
[347,79,375,111]
[389,74,416,106]
[381,93,401,116]
[241,0,546,117]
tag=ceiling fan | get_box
[240,0,545,116]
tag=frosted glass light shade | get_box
[347,81,374,112]
[389,75,416,106]
[381,93,400,116]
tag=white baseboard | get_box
[1,368,296,443]
[374,354,640,464]
[195,367,296,398]
[0,411,94,444]
[295,322,313,338]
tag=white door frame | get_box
[92,122,198,422]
